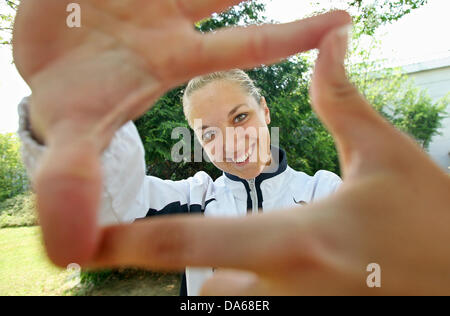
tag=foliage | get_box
[135,1,271,180]
[135,0,442,180]
[348,0,428,36]
[0,191,37,228]
[247,57,340,175]
[392,91,449,149]
[196,0,266,32]
[0,0,429,45]
[135,1,338,178]
[0,0,18,45]
[0,133,29,202]
[3,0,442,294]
[77,268,180,296]
[309,0,428,37]
[268,93,340,175]
[134,87,224,179]
[4,0,17,10]
[349,43,448,150]
[2,0,441,180]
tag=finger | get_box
[91,209,324,274]
[310,26,425,178]
[195,10,352,75]
[89,0,246,25]
[200,270,266,296]
[199,269,357,296]
[35,142,102,267]
[176,0,248,22]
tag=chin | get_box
[228,162,264,180]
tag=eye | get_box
[202,130,216,142]
[234,113,248,124]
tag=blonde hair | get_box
[183,69,262,119]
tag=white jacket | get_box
[18,97,342,296]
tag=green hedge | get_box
[0,191,38,228]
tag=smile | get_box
[232,143,256,165]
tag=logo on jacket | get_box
[293,198,308,205]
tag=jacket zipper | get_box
[248,179,259,214]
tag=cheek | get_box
[250,121,270,162]
[259,129,272,161]
[249,111,269,131]
[203,140,224,162]
[246,117,268,143]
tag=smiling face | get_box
[185,79,272,180]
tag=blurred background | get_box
[0,0,449,296]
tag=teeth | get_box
[235,153,249,163]
[233,145,254,163]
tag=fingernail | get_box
[337,24,352,44]
[334,24,352,63]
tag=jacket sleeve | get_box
[311,170,343,201]
[18,97,214,227]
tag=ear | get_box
[260,97,271,125]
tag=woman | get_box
[19,69,341,295]
[14,1,450,296]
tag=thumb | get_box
[310,25,397,178]
[200,270,265,296]
[35,142,101,267]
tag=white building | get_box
[402,56,450,173]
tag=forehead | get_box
[187,80,254,123]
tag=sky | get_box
[264,0,450,64]
[1,0,450,133]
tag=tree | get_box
[354,67,448,150]
[134,1,336,178]
[0,0,18,45]
[246,56,341,175]
[348,40,448,150]
[3,0,438,179]
[267,90,340,175]
[1,0,429,46]
[135,0,441,179]
[135,1,278,180]
[309,0,428,36]
[0,133,29,202]
[348,0,428,36]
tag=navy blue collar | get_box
[224,147,288,212]
[224,147,288,183]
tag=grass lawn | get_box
[0,226,181,296]
[0,226,74,295]
[77,270,181,296]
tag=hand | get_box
[89,26,450,295]
[13,0,351,266]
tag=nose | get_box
[224,128,248,161]
[224,137,236,161]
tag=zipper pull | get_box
[247,178,258,214]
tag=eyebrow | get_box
[228,104,247,118]
[199,104,247,131]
